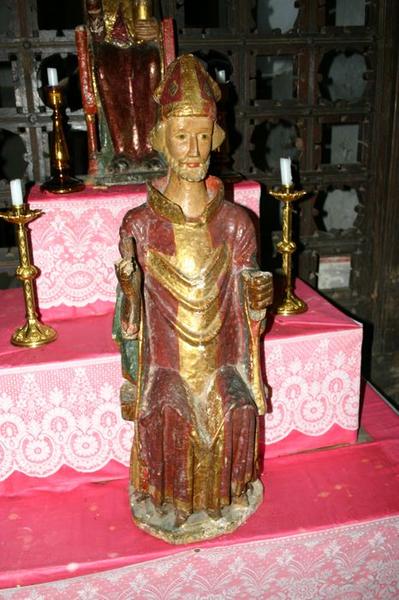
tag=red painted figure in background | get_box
[76,0,175,178]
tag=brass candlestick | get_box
[270,185,307,315]
[41,86,85,194]
[0,205,57,347]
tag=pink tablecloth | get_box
[0,384,398,596]
[0,279,362,478]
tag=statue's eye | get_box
[200,134,209,140]
[176,133,187,140]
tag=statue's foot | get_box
[207,507,222,520]
[131,490,148,503]
[175,509,190,526]
[232,492,249,507]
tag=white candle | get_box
[280,157,293,187]
[10,179,24,206]
[47,67,58,87]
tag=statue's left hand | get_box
[135,18,159,41]
[245,271,273,313]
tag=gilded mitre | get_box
[150,54,225,151]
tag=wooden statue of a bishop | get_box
[113,54,273,543]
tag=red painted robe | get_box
[88,1,162,163]
[117,176,266,517]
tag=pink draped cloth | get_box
[0,383,398,595]
[0,179,383,596]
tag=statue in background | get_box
[75,0,175,183]
[113,55,273,543]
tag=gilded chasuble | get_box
[114,176,267,542]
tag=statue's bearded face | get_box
[164,116,214,182]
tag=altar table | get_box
[0,383,398,597]
[0,180,362,471]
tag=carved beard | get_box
[163,147,210,182]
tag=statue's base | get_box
[130,479,263,544]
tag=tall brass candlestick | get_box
[0,205,57,347]
[41,85,85,194]
[270,185,307,315]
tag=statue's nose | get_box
[189,134,200,156]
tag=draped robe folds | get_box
[114,176,267,537]
[94,42,161,162]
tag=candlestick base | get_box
[276,290,308,316]
[41,174,85,195]
[11,319,58,348]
